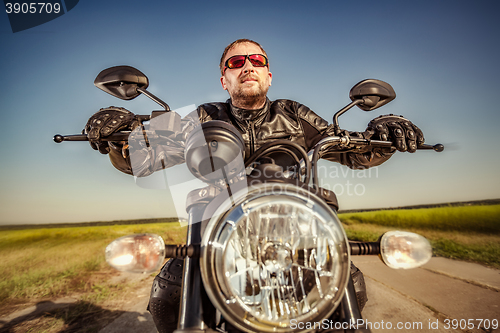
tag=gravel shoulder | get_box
[98,272,156,333]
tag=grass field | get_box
[339,204,500,268]
[0,221,186,325]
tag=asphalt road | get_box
[353,256,499,333]
[98,257,500,333]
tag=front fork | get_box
[174,202,217,333]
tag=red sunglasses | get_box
[223,54,269,73]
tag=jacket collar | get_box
[228,98,270,126]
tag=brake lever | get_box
[418,143,444,152]
[54,114,152,143]
[360,138,444,152]
[53,132,130,143]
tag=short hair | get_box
[219,39,268,75]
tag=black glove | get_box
[366,114,424,153]
[83,107,138,154]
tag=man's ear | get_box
[268,71,272,86]
[220,76,227,90]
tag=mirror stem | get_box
[333,99,364,135]
[137,87,171,111]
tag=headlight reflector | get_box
[201,184,349,332]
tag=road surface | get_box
[354,256,499,332]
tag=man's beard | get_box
[231,77,269,109]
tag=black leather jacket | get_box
[108,98,394,176]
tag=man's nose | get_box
[242,58,256,72]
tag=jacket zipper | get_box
[248,121,256,155]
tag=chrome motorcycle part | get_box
[185,120,245,183]
[105,233,165,273]
[380,231,432,269]
[243,140,311,184]
[201,183,350,333]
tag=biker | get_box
[84,39,424,333]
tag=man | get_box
[84,39,424,333]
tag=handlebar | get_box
[308,136,444,190]
[301,136,444,172]
[54,128,444,153]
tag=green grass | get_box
[340,205,500,233]
[339,204,500,268]
[0,222,187,315]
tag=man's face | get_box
[220,42,272,109]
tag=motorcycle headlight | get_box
[201,184,349,333]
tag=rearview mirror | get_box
[94,65,149,100]
[349,79,396,111]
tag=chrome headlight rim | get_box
[201,183,350,333]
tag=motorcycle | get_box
[54,66,443,333]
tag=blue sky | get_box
[1,1,499,224]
